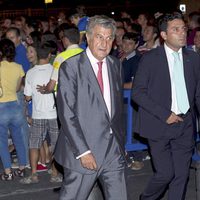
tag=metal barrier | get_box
[123,89,148,152]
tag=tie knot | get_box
[97,61,103,70]
[172,51,180,60]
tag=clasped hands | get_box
[166,112,183,124]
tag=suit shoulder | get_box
[107,54,120,64]
[143,46,161,56]
[65,51,83,63]
[60,51,84,69]
[184,47,200,57]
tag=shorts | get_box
[29,118,59,152]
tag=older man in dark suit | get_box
[54,15,127,200]
[132,13,200,200]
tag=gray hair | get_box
[86,15,116,38]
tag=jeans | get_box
[0,101,27,169]
[17,91,29,165]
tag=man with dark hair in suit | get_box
[132,13,200,200]
[54,15,127,200]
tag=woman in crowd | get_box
[0,38,26,180]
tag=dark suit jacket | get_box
[132,45,200,139]
[54,51,125,174]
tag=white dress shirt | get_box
[164,43,184,115]
[76,48,111,159]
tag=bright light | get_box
[45,0,53,4]
[179,4,186,13]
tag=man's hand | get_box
[166,112,183,124]
[36,84,46,94]
[80,153,97,171]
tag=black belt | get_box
[177,109,191,118]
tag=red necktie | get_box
[97,61,103,94]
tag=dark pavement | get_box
[0,159,197,200]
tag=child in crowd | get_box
[22,43,60,184]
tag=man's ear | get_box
[160,31,167,41]
[86,33,89,41]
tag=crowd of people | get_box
[0,5,200,200]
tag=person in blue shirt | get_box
[6,27,30,168]
[6,27,30,73]
[69,13,89,49]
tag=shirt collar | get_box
[86,47,106,65]
[67,44,80,50]
[126,50,136,60]
[164,43,182,56]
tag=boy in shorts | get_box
[22,43,60,184]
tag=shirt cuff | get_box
[76,150,91,159]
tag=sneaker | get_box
[13,168,25,177]
[50,175,63,183]
[0,172,14,181]
[11,162,19,169]
[25,164,31,169]
[131,161,144,170]
[20,174,39,184]
[47,168,52,174]
[36,163,48,172]
[142,155,151,161]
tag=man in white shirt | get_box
[132,13,200,200]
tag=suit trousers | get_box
[59,134,127,200]
[140,113,194,200]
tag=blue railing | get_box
[123,89,200,161]
[123,89,148,152]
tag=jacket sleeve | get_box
[132,54,171,123]
[57,61,90,157]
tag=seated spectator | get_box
[0,39,26,180]
[137,24,160,54]
[187,11,200,46]
[128,23,144,46]
[24,19,39,38]
[121,32,144,170]
[1,18,12,36]
[189,27,200,54]
[75,4,87,16]
[121,32,141,89]
[26,31,41,46]
[137,12,149,34]
[69,13,89,49]
[57,11,69,26]
[111,26,126,58]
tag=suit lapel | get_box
[106,56,116,119]
[182,49,192,103]
[80,52,110,119]
[159,46,172,106]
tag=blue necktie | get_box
[172,52,189,114]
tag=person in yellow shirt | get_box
[0,39,27,180]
